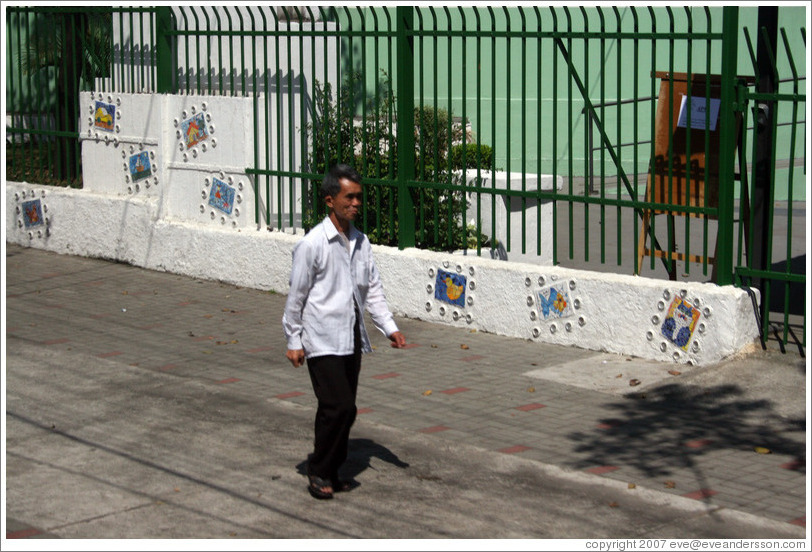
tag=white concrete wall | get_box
[5,92,761,366]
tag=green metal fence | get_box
[734,14,807,354]
[5,5,806,353]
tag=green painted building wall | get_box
[340,6,806,200]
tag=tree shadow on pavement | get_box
[295,438,410,484]
[566,382,806,481]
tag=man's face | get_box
[326,177,362,227]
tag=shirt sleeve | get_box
[363,245,400,338]
[282,239,316,350]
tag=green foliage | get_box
[449,143,494,171]
[304,71,494,252]
[7,8,112,185]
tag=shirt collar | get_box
[323,216,360,243]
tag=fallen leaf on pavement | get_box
[754,446,772,454]
[668,370,682,376]
[628,483,636,489]
[664,481,676,488]
[629,379,641,386]
[616,373,623,378]
[461,344,469,350]
[423,390,432,396]
[608,501,619,508]
[527,386,535,393]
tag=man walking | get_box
[282,164,407,499]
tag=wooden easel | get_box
[637,72,748,281]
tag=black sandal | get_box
[332,478,355,493]
[307,475,334,500]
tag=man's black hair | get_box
[321,164,362,199]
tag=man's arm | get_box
[282,240,316,366]
[360,240,406,346]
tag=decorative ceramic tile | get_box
[94,101,116,132]
[22,199,44,227]
[182,112,208,148]
[536,284,573,320]
[128,151,152,182]
[434,268,467,307]
[661,296,700,350]
[209,178,235,214]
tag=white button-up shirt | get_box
[282,217,399,358]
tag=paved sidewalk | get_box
[4,243,808,539]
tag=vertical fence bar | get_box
[261,9,271,227]
[715,6,739,286]
[550,8,560,265]
[447,8,455,247]
[25,7,38,182]
[631,7,640,270]
[285,9,294,224]
[474,9,484,256]
[274,11,283,229]
[646,7,657,271]
[155,7,173,93]
[702,7,714,276]
[385,8,396,243]
[597,7,606,265]
[519,8,527,255]
[360,8,370,199]
[614,6,623,266]
[191,9,201,93]
[751,7,780,315]
[579,7,590,263]
[564,8,575,261]
[396,6,416,248]
[373,8,382,239]
[668,6,690,278]
[779,28,800,347]
[534,8,542,257]
[460,8,469,252]
[683,8,693,277]
[503,7,512,253]
[6,9,16,174]
[416,10,427,244]
[488,7,496,253]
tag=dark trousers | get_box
[305,314,362,480]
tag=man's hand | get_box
[388,331,406,349]
[286,349,305,367]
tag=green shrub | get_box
[449,143,494,171]
[303,71,493,252]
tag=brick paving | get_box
[4,242,807,531]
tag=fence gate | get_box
[733,8,806,356]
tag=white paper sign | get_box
[677,95,721,132]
